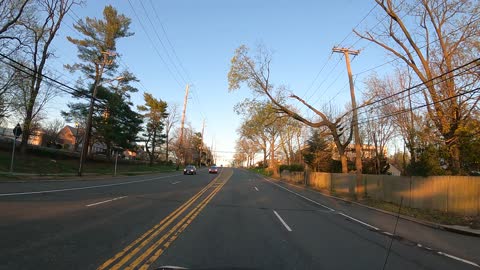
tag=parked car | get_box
[184,165,197,175]
[208,166,218,174]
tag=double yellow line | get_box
[98,169,230,270]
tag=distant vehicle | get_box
[208,166,218,174]
[183,165,197,175]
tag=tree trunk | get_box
[270,138,279,177]
[106,144,112,160]
[340,154,348,173]
[447,140,461,174]
[150,129,157,166]
[263,148,267,168]
[165,134,169,162]
[20,106,35,154]
[373,133,380,174]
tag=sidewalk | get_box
[262,176,480,265]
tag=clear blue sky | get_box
[45,0,393,164]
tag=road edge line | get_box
[273,210,292,232]
[262,177,335,211]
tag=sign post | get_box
[10,124,22,173]
[114,150,118,176]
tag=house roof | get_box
[63,125,84,136]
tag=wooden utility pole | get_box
[179,84,189,165]
[333,47,362,173]
[333,47,363,196]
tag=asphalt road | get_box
[0,168,478,270]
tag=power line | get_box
[334,58,480,129]
[116,55,151,94]
[137,0,188,85]
[301,0,413,112]
[353,8,480,77]
[301,52,333,99]
[0,53,95,100]
[358,63,480,117]
[357,57,480,112]
[337,2,379,47]
[301,2,379,104]
[302,57,343,110]
[126,0,184,88]
[357,86,480,127]
[143,1,209,128]
[148,0,192,82]
[311,68,347,107]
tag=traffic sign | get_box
[13,124,22,138]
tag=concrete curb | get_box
[262,174,480,238]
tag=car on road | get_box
[208,166,218,174]
[183,165,197,175]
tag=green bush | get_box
[249,167,272,176]
[279,164,304,172]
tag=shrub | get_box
[279,164,304,172]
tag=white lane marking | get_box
[273,210,292,232]
[254,186,259,192]
[259,173,480,269]
[0,174,182,197]
[437,252,480,268]
[86,196,127,207]
[171,181,181,185]
[338,212,380,231]
[262,178,335,211]
[383,232,394,236]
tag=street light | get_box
[77,75,124,176]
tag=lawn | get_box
[362,198,480,228]
[0,149,176,176]
[248,167,273,177]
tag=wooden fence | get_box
[280,170,480,216]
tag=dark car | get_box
[183,165,197,175]
[208,166,218,174]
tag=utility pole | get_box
[78,51,114,176]
[179,84,189,166]
[333,47,363,196]
[333,47,362,173]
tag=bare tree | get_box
[355,0,480,174]
[0,0,30,44]
[279,116,305,165]
[41,118,64,147]
[235,99,284,172]
[228,45,354,173]
[0,64,17,122]
[16,0,78,153]
[0,0,31,123]
[165,103,179,162]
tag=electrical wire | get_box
[126,0,184,88]
[356,86,480,127]
[137,0,188,85]
[0,53,96,100]
[148,0,192,83]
